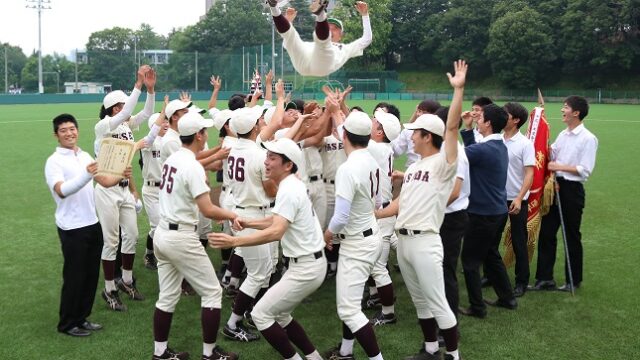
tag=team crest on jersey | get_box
[324,142,344,152]
[112,132,133,141]
[404,170,430,183]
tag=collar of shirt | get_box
[502,131,524,143]
[480,133,503,143]
[56,146,81,156]
[567,123,585,135]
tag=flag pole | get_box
[554,182,575,296]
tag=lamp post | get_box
[26,0,51,94]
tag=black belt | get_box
[398,228,422,235]
[146,181,161,187]
[289,250,323,263]
[309,175,322,182]
[168,223,198,231]
[556,176,580,184]
[382,201,390,208]
[337,228,373,239]
[236,201,276,210]
[323,179,335,184]
[118,179,129,187]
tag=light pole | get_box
[26,0,51,94]
[4,45,8,93]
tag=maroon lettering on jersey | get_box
[404,171,430,184]
[160,165,177,193]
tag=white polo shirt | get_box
[551,124,598,183]
[395,151,457,233]
[320,135,347,181]
[272,174,324,258]
[391,129,420,169]
[228,138,270,208]
[441,142,470,213]
[45,147,99,230]
[367,140,394,203]
[503,131,536,200]
[160,128,181,163]
[158,148,210,226]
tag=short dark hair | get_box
[345,130,369,148]
[228,95,246,111]
[350,106,364,112]
[373,102,390,114]
[273,152,298,174]
[472,96,493,107]
[53,113,78,133]
[418,100,441,114]
[373,102,400,120]
[482,104,508,133]
[418,129,443,149]
[564,95,589,120]
[503,102,529,129]
[180,128,206,145]
[435,106,449,124]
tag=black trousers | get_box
[497,200,530,286]
[536,178,585,285]
[439,209,469,317]
[56,222,103,332]
[461,213,513,313]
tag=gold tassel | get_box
[502,218,514,267]
[527,212,542,262]
[540,176,555,216]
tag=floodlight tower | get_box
[26,0,51,94]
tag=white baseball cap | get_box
[147,112,161,129]
[103,90,127,108]
[178,111,214,136]
[344,111,372,136]
[404,114,445,137]
[262,138,303,169]
[374,110,401,141]
[166,99,191,119]
[230,106,262,135]
[188,105,207,115]
[213,109,234,130]
[263,107,277,125]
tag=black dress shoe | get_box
[63,326,92,337]
[513,284,527,297]
[458,306,486,319]
[484,298,518,310]
[80,321,103,331]
[557,283,580,292]
[528,280,557,291]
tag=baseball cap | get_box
[328,18,343,31]
[404,114,445,137]
[213,109,234,130]
[103,90,127,109]
[285,99,304,112]
[374,110,401,141]
[262,138,303,169]
[166,99,191,119]
[344,111,372,136]
[188,104,207,115]
[263,107,277,125]
[147,112,162,129]
[178,111,214,136]
[230,106,262,135]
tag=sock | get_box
[369,286,378,296]
[203,343,215,357]
[229,277,239,288]
[105,280,116,292]
[446,350,460,360]
[227,312,243,329]
[271,6,281,16]
[286,355,303,360]
[223,269,232,279]
[315,11,327,22]
[340,338,354,356]
[329,262,337,271]
[425,341,439,354]
[122,269,133,284]
[145,248,154,255]
[369,354,383,360]
[381,305,394,315]
[154,341,167,356]
[306,350,323,360]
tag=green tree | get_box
[485,6,556,88]
[0,43,27,91]
[288,0,315,42]
[85,27,140,90]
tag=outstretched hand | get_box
[355,1,369,16]
[285,7,297,23]
[210,75,222,91]
[446,59,468,89]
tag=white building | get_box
[64,82,111,94]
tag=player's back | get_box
[228,138,269,208]
[367,140,394,204]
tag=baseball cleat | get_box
[152,347,190,360]
[116,278,145,300]
[144,253,158,270]
[309,0,329,15]
[202,345,239,360]
[102,289,127,311]
[323,345,355,360]
[444,354,462,360]
[223,322,260,342]
[362,293,381,309]
[244,310,257,330]
[224,285,239,298]
[403,348,441,360]
[370,310,397,326]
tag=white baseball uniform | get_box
[395,150,458,330]
[301,144,327,234]
[320,135,347,230]
[251,174,326,331]
[279,16,372,77]
[154,148,222,312]
[219,136,238,236]
[141,137,163,239]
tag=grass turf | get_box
[0,100,638,359]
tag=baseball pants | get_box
[95,184,138,260]
[308,178,327,231]
[142,184,160,238]
[233,207,273,297]
[371,216,395,288]
[280,26,337,77]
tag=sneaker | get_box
[444,354,462,360]
[264,0,279,7]
[404,348,441,360]
[309,0,329,15]
[152,348,190,360]
[222,322,260,342]
[144,253,158,270]
[220,276,231,289]
[102,289,127,311]
[362,293,381,309]
[217,264,228,280]
[224,285,238,299]
[244,310,257,330]
[116,278,145,300]
[203,345,239,360]
[323,345,355,360]
[326,266,337,280]
[370,310,397,326]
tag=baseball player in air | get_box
[323,111,384,360]
[94,65,155,311]
[222,106,278,342]
[151,111,238,360]
[265,0,372,77]
[376,60,468,360]
[210,138,326,360]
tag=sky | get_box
[1,0,207,57]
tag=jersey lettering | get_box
[404,170,430,184]
[160,164,177,193]
[228,156,246,182]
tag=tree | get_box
[0,43,27,91]
[288,0,315,42]
[85,27,141,90]
[485,6,556,88]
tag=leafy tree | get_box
[288,0,315,42]
[0,43,27,91]
[85,27,140,90]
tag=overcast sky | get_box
[1,0,207,57]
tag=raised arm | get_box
[130,67,157,128]
[208,75,222,110]
[259,79,286,141]
[355,2,372,47]
[264,70,274,102]
[444,60,467,164]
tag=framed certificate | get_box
[96,138,135,177]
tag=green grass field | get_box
[0,100,638,359]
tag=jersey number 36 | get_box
[228,156,245,182]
